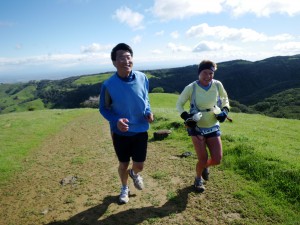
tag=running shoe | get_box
[194,177,205,192]
[129,169,144,190]
[119,186,130,204]
[202,167,210,181]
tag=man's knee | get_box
[133,162,144,172]
[119,162,129,171]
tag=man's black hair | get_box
[111,43,133,61]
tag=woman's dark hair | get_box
[111,43,133,61]
[198,60,217,75]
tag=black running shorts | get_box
[112,132,148,163]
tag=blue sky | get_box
[1,0,300,83]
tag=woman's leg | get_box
[206,136,223,167]
[191,135,208,178]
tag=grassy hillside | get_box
[0,93,299,224]
[146,55,300,104]
[250,88,300,119]
[72,73,112,85]
[1,54,300,119]
[0,82,43,113]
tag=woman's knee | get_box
[210,156,222,165]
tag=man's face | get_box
[113,50,133,77]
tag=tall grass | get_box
[149,114,299,223]
[222,134,299,203]
[218,113,300,206]
[149,93,299,217]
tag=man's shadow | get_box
[47,185,194,225]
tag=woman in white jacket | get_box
[176,60,230,192]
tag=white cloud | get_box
[167,42,191,52]
[113,6,144,29]
[150,0,300,21]
[0,52,110,67]
[151,0,223,21]
[151,49,163,54]
[170,31,179,39]
[80,43,112,53]
[186,23,294,42]
[155,30,165,36]
[132,35,142,44]
[193,41,240,52]
[224,0,300,17]
[269,34,295,41]
[274,41,300,52]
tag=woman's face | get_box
[198,69,214,86]
[113,50,133,78]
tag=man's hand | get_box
[117,118,129,132]
[146,113,154,123]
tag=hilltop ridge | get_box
[0,54,299,119]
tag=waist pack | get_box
[194,125,220,135]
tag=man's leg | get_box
[129,161,144,190]
[118,161,131,203]
[131,161,144,174]
[129,132,148,190]
[118,161,130,186]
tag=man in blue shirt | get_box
[99,43,154,204]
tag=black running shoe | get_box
[202,167,209,181]
[194,178,205,192]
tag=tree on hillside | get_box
[152,87,164,93]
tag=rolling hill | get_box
[0,55,299,119]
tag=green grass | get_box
[0,93,299,224]
[73,73,112,85]
[147,93,300,223]
[11,84,36,101]
[2,98,45,113]
[72,72,156,85]
[219,113,300,206]
[0,83,46,114]
[149,93,179,110]
[145,72,156,79]
[0,108,95,184]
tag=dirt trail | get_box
[0,111,242,225]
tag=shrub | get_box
[152,87,164,93]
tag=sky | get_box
[1,0,300,83]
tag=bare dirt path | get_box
[0,111,243,225]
